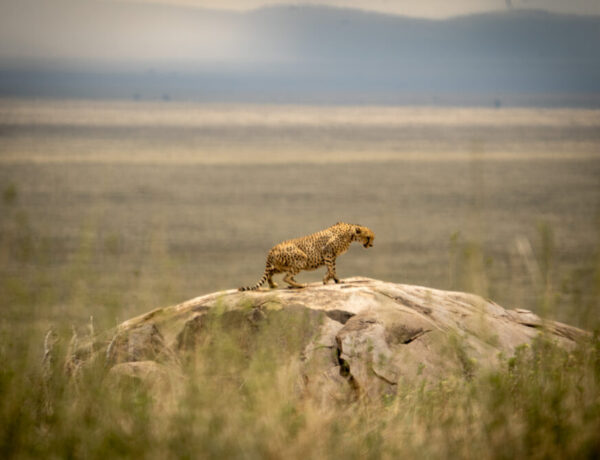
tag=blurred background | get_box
[1,0,599,335]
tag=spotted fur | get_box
[239,222,374,291]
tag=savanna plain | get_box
[1,98,600,458]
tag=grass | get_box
[1,100,600,458]
[1,307,599,459]
[1,158,599,326]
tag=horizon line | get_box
[114,0,600,21]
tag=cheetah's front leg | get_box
[323,257,341,284]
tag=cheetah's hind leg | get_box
[267,269,279,289]
[283,271,306,289]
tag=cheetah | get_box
[239,222,374,291]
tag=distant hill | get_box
[246,6,600,61]
[1,1,599,105]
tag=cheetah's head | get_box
[354,225,374,248]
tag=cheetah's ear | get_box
[355,227,361,234]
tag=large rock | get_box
[66,277,588,403]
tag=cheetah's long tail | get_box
[238,268,270,291]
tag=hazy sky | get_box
[1,0,598,101]
[120,0,600,18]
[1,0,598,67]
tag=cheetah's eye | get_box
[355,228,361,234]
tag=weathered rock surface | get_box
[67,277,588,403]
